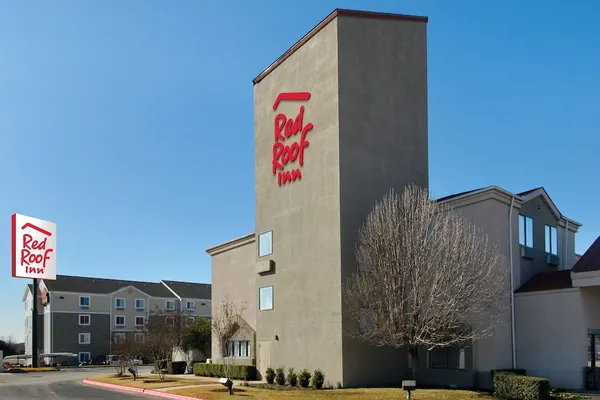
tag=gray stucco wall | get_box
[52,312,111,362]
[254,17,343,384]
[336,14,429,388]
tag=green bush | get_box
[167,361,187,375]
[265,367,275,384]
[286,367,297,386]
[275,367,286,385]
[192,363,256,380]
[494,371,550,400]
[311,369,325,390]
[299,369,311,388]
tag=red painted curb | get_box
[82,378,207,400]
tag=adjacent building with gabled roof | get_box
[23,274,211,365]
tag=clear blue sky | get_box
[1,0,598,341]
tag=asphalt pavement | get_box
[0,366,153,400]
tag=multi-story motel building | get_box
[23,275,211,364]
[206,8,598,390]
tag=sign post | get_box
[11,214,57,368]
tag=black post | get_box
[32,278,39,368]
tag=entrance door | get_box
[258,341,271,380]
[586,330,600,389]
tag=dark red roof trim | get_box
[515,270,573,294]
[252,8,428,85]
[571,236,600,273]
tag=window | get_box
[115,316,125,326]
[79,314,91,326]
[186,301,195,311]
[166,317,174,326]
[259,286,274,311]
[227,341,250,358]
[545,225,558,255]
[187,317,195,326]
[78,333,91,345]
[113,333,126,344]
[134,332,145,343]
[429,347,466,369]
[79,296,90,308]
[135,299,145,310]
[79,352,91,363]
[258,231,273,257]
[135,316,145,326]
[519,215,534,248]
[166,300,175,310]
[115,298,125,309]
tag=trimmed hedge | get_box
[193,363,256,380]
[167,361,187,375]
[494,371,550,400]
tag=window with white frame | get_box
[519,215,534,248]
[115,298,125,309]
[134,332,145,343]
[115,316,125,326]
[79,352,91,363]
[428,347,466,370]
[166,317,174,326]
[113,333,126,344]
[259,286,273,311]
[165,300,175,310]
[78,333,91,345]
[79,314,91,326]
[227,340,250,358]
[545,225,558,255]
[186,301,195,311]
[258,231,273,257]
[135,299,145,310]
[187,317,195,326]
[79,296,90,308]
[135,316,145,326]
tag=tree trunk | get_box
[409,347,420,382]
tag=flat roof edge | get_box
[252,8,428,86]
[206,233,255,256]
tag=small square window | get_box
[186,301,195,311]
[166,317,174,326]
[79,352,91,363]
[79,296,90,308]
[79,314,91,326]
[115,316,125,326]
[113,333,126,344]
[135,299,145,310]
[135,316,145,326]
[258,231,273,257]
[259,286,273,311]
[134,332,145,343]
[166,300,175,310]
[115,298,125,309]
[78,333,91,345]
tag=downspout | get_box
[508,195,517,369]
[564,220,569,269]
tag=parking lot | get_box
[0,366,153,399]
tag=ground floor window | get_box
[428,347,466,370]
[227,340,250,358]
[79,352,91,363]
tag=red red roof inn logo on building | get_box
[11,214,57,281]
[272,91,314,186]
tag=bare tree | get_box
[144,310,180,381]
[212,296,245,393]
[344,184,510,380]
[111,332,145,379]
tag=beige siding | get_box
[109,286,151,330]
[515,289,587,389]
[50,291,110,313]
[210,238,257,362]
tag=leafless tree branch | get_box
[343,184,510,379]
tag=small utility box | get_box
[402,380,417,400]
[219,377,233,395]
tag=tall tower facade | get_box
[253,9,428,386]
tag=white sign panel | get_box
[11,214,56,280]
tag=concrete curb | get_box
[82,378,207,400]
